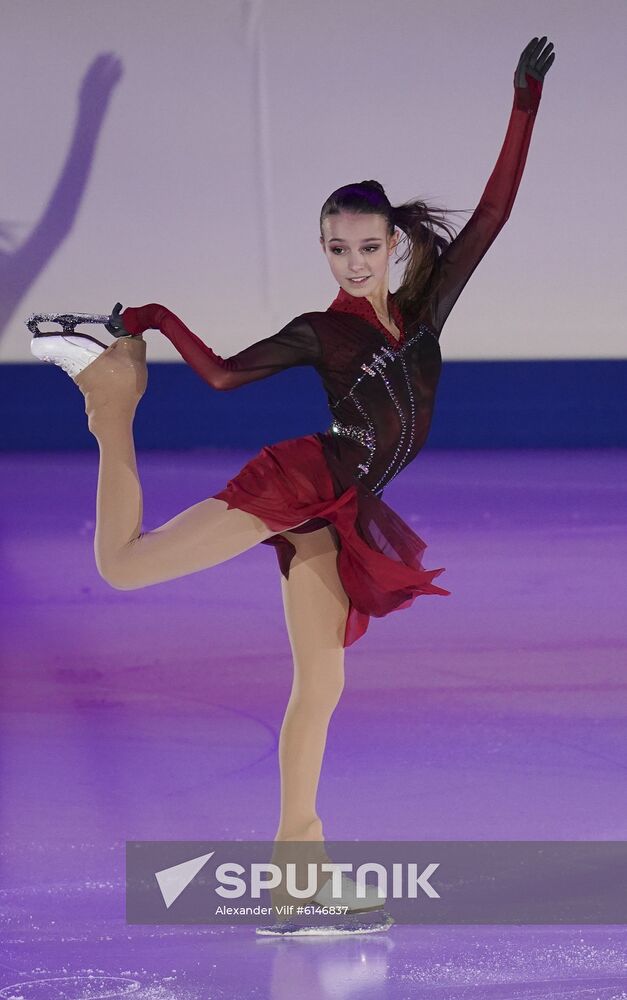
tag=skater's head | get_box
[320,180,462,322]
[319,181,398,300]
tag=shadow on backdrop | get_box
[0,53,122,338]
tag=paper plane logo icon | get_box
[154,851,215,908]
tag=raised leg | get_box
[74,338,306,589]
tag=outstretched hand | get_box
[514,36,555,89]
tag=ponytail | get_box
[320,180,468,323]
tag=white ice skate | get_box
[256,908,394,937]
[256,871,389,937]
[27,305,130,378]
[30,330,107,378]
[312,872,386,913]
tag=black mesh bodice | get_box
[120,75,542,499]
[304,309,442,496]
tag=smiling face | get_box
[320,211,399,298]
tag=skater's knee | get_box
[292,670,345,716]
[96,554,143,591]
[291,687,344,722]
[98,567,138,591]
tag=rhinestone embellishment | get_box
[331,420,376,450]
[328,324,435,487]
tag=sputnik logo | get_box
[154,851,215,908]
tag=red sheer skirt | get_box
[211,433,450,647]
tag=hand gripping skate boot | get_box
[27,303,135,379]
[27,304,146,432]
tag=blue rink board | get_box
[0,359,625,450]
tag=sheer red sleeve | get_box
[119,304,321,390]
[431,74,543,335]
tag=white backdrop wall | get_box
[1,0,624,363]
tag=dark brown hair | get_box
[320,180,468,324]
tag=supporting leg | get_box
[273,525,350,843]
[268,525,350,914]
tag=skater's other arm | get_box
[115,303,321,390]
[431,36,554,337]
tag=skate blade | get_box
[26,312,112,336]
[256,910,394,937]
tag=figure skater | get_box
[28,37,554,935]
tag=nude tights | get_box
[74,339,349,866]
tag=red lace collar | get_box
[327,285,405,349]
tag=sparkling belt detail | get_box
[330,420,376,452]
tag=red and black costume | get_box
[120,76,542,647]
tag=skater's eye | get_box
[331,246,380,255]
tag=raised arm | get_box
[108,302,321,390]
[431,36,555,335]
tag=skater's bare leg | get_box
[74,339,305,588]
